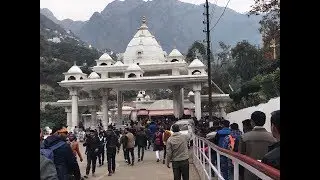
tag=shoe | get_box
[163,159,165,164]
[157,159,160,162]
[84,175,88,179]
[92,173,95,177]
[131,162,134,166]
[108,173,112,176]
[125,159,128,163]
[99,164,102,167]
[141,158,143,161]
[138,158,141,162]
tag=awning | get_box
[149,110,174,116]
[137,110,149,116]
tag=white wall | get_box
[226,97,280,132]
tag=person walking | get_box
[135,127,148,161]
[239,111,276,180]
[69,135,83,163]
[162,126,172,164]
[42,125,82,180]
[262,110,280,170]
[119,131,128,163]
[105,125,120,176]
[166,124,189,180]
[123,128,135,166]
[83,130,100,178]
[40,128,58,180]
[153,127,164,162]
[98,132,106,166]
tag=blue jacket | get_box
[149,123,157,135]
[214,128,231,147]
[43,135,81,180]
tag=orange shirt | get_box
[71,141,82,160]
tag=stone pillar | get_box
[90,106,97,129]
[65,107,72,132]
[193,83,202,120]
[172,86,179,119]
[117,90,123,123]
[69,88,79,132]
[179,88,184,118]
[218,102,227,119]
[101,88,109,130]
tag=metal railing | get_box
[192,135,280,180]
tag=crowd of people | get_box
[201,110,280,180]
[40,110,279,180]
[40,117,192,180]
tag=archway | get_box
[128,73,137,78]
[100,63,107,66]
[171,59,179,62]
[68,76,76,80]
[192,70,201,75]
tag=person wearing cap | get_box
[83,129,100,178]
[42,125,82,180]
[166,124,189,180]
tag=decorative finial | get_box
[174,38,177,49]
[142,16,147,24]
[73,61,77,66]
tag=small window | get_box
[128,73,136,78]
[192,70,201,75]
[80,77,83,80]
[68,76,76,80]
[171,59,179,62]
[100,63,107,66]
[137,63,140,65]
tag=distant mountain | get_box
[40,8,60,24]
[41,0,262,53]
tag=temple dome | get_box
[67,65,83,74]
[99,53,112,60]
[126,64,142,71]
[168,49,183,57]
[189,58,205,68]
[88,72,100,79]
[114,61,124,66]
[137,93,144,98]
[188,91,195,97]
[123,16,165,65]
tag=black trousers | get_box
[106,148,116,173]
[86,153,97,175]
[163,145,167,160]
[123,148,127,160]
[172,159,189,180]
[137,145,145,160]
[125,148,135,164]
[98,147,105,165]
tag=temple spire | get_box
[138,16,148,30]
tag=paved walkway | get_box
[77,143,200,180]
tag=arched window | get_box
[171,59,179,62]
[192,70,201,75]
[128,73,137,78]
[68,76,76,80]
[80,77,83,80]
[100,63,107,66]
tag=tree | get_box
[249,0,280,59]
[231,40,265,81]
[185,41,207,63]
[40,105,66,128]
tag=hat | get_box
[57,128,68,133]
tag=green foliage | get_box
[40,105,66,128]
[231,40,265,81]
[185,41,207,63]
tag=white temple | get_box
[57,16,208,131]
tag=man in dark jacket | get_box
[262,110,280,170]
[105,125,120,176]
[43,125,81,180]
[135,127,148,161]
[83,130,100,178]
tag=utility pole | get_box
[203,0,213,122]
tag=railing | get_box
[192,135,280,180]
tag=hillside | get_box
[40,13,102,102]
[41,0,261,53]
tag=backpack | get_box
[155,132,162,145]
[40,141,65,162]
[227,135,239,152]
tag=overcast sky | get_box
[40,0,254,21]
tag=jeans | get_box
[125,148,135,164]
[86,153,97,175]
[138,145,145,160]
[172,159,189,180]
[220,156,229,180]
[98,148,105,165]
[106,148,116,173]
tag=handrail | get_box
[192,135,280,180]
